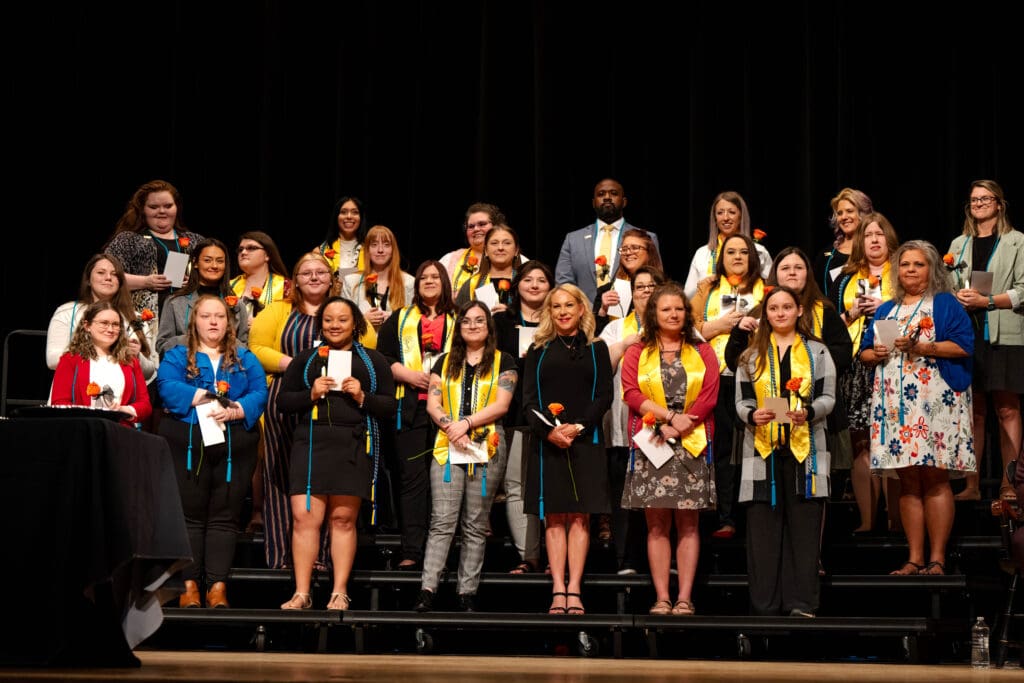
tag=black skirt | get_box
[288,422,372,498]
[523,432,612,515]
[974,340,1024,393]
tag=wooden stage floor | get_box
[1,651,1020,682]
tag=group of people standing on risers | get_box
[41,176,1021,620]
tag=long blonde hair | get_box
[184,295,242,378]
[962,179,1014,237]
[532,283,596,348]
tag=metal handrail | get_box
[1,329,48,417]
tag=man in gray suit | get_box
[555,178,659,302]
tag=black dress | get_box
[277,344,396,498]
[523,334,614,515]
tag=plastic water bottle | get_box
[971,616,990,669]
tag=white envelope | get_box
[970,271,993,296]
[874,319,900,349]
[195,402,226,446]
[762,396,792,424]
[163,252,190,288]
[631,428,675,469]
[611,278,633,319]
[327,349,352,387]
[448,439,490,464]
[474,283,500,310]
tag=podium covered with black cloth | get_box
[0,415,191,666]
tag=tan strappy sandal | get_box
[326,593,351,610]
[281,592,313,610]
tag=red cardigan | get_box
[51,353,152,426]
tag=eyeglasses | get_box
[466,221,492,230]
[238,245,265,253]
[297,270,332,280]
[634,283,657,292]
[619,245,648,254]
[459,317,488,328]
[969,196,997,206]
[90,320,121,331]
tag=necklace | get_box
[557,333,577,351]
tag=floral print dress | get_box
[621,354,717,510]
[868,297,975,478]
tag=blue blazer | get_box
[554,221,660,302]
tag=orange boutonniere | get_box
[727,274,743,288]
[497,279,510,291]
[753,228,767,242]
[216,381,230,396]
[224,295,238,307]
[178,236,190,248]
[249,286,263,299]
[86,382,102,397]
[366,272,379,285]
[488,430,500,448]
[785,377,803,393]
[318,345,330,358]
[140,308,155,321]
[466,254,479,267]
[547,403,565,425]
[324,248,337,260]
[867,274,880,289]
[642,411,657,428]
[942,253,954,266]
[785,377,809,411]
[641,410,676,444]
[594,255,610,280]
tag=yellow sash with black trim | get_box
[751,333,812,462]
[636,344,707,457]
[395,306,455,404]
[323,237,365,274]
[432,350,501,466]
[840,262,891,356]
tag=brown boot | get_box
[179,580,201,608]
[206,581,229,608]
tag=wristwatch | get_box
[987,295,997,311]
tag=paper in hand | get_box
[873,319,900,349]
[163,252,190,288]
[518,326,537,358]
[970,271,993,296]
[327,349,352,387]
[631,428,675,469]
[195,402,226,445]
[474,283,500,310]
[761,396,792,424]
[448,439,490,465]
[611,278,633,319]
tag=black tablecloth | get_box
[0,417,191,666]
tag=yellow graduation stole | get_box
[808,301,824,338]
[451,249,480,293]
[707,238,724,275]
[230,273,288,306]
[432,350,501,467]
[621,310,641,341]
[840,262,891,356]
[703,277,766,370]
[395,306,455,406]
[751,333,813,463]
[322,237,366,274]
[636,344,708,457]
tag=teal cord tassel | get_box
[481,465,487,497]
[538,443,545,521]
[305,414,314,511]
[226,426,233,483]
[186,421,193,473]
[770,452,777,509]
[444,459,451,483]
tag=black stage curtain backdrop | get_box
[4,1,1021,400]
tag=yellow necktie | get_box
[597,224,614,285]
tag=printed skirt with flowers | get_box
[621,355,717,510]
[868,305,975,479]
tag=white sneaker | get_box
[617,567,637,576]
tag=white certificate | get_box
[762,396,792,424]
[474,283,500,310]
[195,402,226,446]
[631,428,675,469]
[448,439,490,464]
[163,252,190,288]
[327,349,352,387]
[611,279,633,319]
[874,319,900,349]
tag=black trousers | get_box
[607,446,648,570]
[394,401,434,563]
[714,376,740,529]
[744,453,824,616]
[161,419,259,584]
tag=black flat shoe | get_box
[457,593,476,612]
[413,589,434,612]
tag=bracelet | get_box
[665,410,676,424]
[464,416,473,429]
[930,341,938,356]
